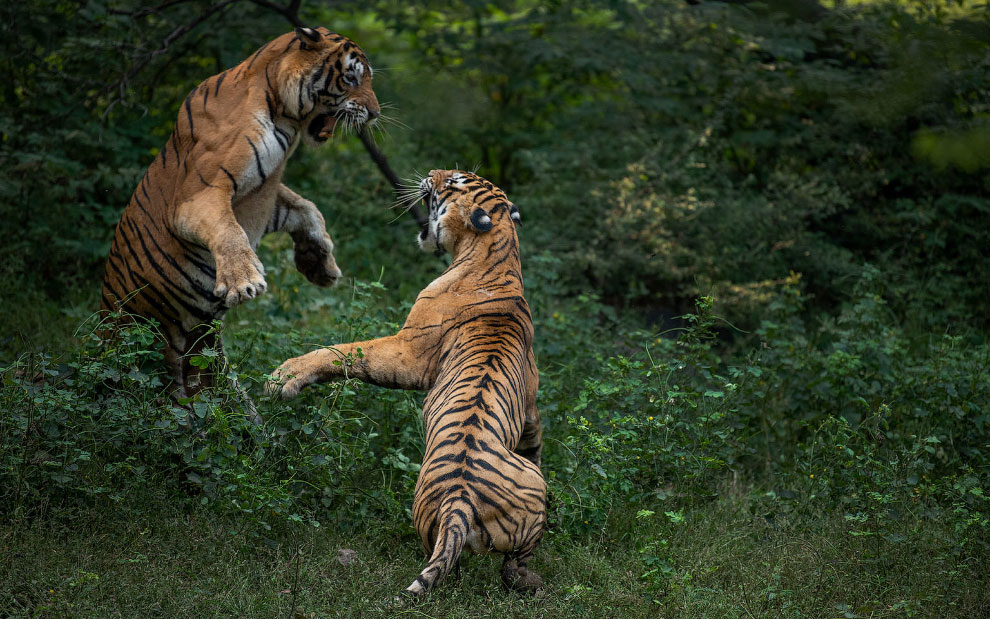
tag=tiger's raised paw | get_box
[293,232,342,287]
[267,354,317,399]
[214,249,267,307]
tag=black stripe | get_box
[140,181,153,207]
[215,70,227,96]
[265,91,276,120]
[246,136,267,184]
[170,133,180,165]
[274,126,291,148]
[130,194,160,231]
[117,217,145,270]
[128,272,185,328]
[196,171,215,188]
[296,77,306,116]
[184,97,195,141]
[124,218,174,290]
[143,222,219,302]
[105,248,128,282]
[125,218,203,312]
[245,39,272,71]
[272,129,286,151]
[266,203,282,234]
[166,227,216,279]
[219,166,238,193]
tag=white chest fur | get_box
[233,114,300,246]
[237,112,299,196]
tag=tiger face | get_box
[285,27,380,146]
[417,169,521,255]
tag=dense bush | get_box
[3,271,986,570]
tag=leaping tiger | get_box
[101,27,379,408]
[272,169,546,596]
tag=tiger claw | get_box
[276,379,302,400]
[268,362,307,399]
[214,250,267,306]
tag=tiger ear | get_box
[509,203,521,226]
[295,27,328,50]
[469,208,494,232]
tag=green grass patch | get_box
[2,494,986,618]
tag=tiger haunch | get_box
[273,170,546,597]
[101,27,379,407]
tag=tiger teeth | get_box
[318,115,339,138]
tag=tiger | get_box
[100,27,379,410]
[272,169,546,597]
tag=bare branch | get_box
[97,1,239,106]
[248,0,304,27]
[109,0,205,18]
[359,128,426,228]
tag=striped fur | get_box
[273,170,546,596]
[101,27,379,405]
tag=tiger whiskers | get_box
[391,184,426,213]
[376,105,409,130]
[389,173,428,222]
[331,108,359,140]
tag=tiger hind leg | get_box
[500,552,543,593]
[174,327,263,427]
[499,522,544,593]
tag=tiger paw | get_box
[214,249,267,306]
[268,356,314,400]
[293,232,342,287]
[500,561,543,594]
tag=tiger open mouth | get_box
[308,113,338,142]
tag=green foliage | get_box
[367,0,990,327]
[0,310,383,532]
[535,273,988,599]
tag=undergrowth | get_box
[2,263,987,614]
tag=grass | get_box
[3,492,986,618]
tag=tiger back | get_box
[101,27,379,403]
[272,169,546,596]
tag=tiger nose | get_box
[367,107,379,121]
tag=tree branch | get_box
[248,0,304,27]
[108,0,204,18]
[98,0,240,102]
[359,128,426,228]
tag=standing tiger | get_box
[272,170,546,596]
[101,27,379,406]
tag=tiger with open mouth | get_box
[101,27,379,409]
[273,170,546,597]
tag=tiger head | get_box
[417,170,521,256]
[282,27,380,146]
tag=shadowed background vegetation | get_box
[2,0,988,616]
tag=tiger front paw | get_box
[268,356,316,400]
[293,232,342,287]
[214,248,267,306]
